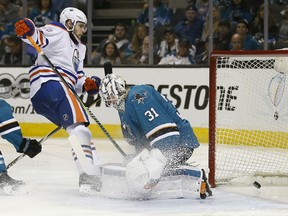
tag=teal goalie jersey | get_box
[118,85,199,152]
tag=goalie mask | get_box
[60,7,87,32]
[99,74,127,111]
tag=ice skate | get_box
[199,169,212,199]
[79,173,102,194]
[0,172,25,194]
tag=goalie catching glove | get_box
[18,138,42,158]
[83,76,101,95]
[126,148,167,190]
[14,18,35,38]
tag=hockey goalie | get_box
[82,74,212,200]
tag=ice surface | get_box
[1,138,288,216]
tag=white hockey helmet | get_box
[60,7,87,31]
[99,74,127,111]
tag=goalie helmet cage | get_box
[209,50,288,188]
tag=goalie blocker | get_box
[90,163,212,200]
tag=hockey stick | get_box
[103,62,113,75]
[7,97,101,170]
[26,36,126,157]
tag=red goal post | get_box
[209,50,288,188]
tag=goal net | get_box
[209,50,288,187]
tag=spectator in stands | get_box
[197,5,220,54]
[221,0,253,31]
[213,20,232,50]
[125,35,154,65]
[250,3,278,50]
[29,0,58,27]
[123,24,149,63]
[200,6,221,43]
[174,4,204,48]
[195,0,209,21]
[0,0,20,40]
[157,27,179,59]
[233,19,259,50]
[97,41,122,66]
[0,22,15,40]
[157,26,196,60]
[195,19,232,64]
[92,23,130,63]
[194,40,213,64]
[27,0,59,62]
[213,0,231,17]
[275,6,288,49]
[0,35,23,65]
[137,35,150,64]
[158,38,195,65]
[230,33,244,50]
[245,0,263,19]
[137,0,172,28]
[0,0,21,26]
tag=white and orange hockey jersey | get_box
[22,22,86,98]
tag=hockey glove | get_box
[14,18,35,38]
[18,138,42,158]
[83,76,101,95]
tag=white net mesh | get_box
[211,53,288,185]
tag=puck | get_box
[253,181,261,189]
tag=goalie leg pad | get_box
[101,163,211,200]
[162,166,212,199]
[125,148,167,190]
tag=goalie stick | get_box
[7,97,101,170]
[26,36,126,157]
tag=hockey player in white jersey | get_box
[14,7,101,192]
[0,99,41,192]
[99,74,212,199]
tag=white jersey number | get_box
[144,108,159,121]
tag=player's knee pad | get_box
[66,123,91,145]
